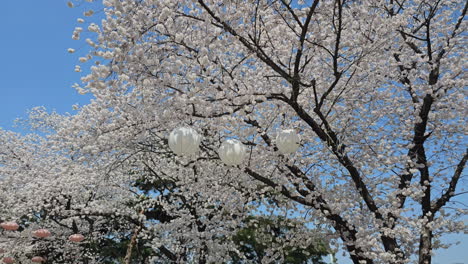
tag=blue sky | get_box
[0,1,466,263]
[0,0,93,131]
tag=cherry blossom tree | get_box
[66,0,466,263]
[1,0,466,263]
[0,124,142,263]
[1,106,330,263]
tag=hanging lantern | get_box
[0,222,19,231]
[218,139,246,166]
[68,234,85,242]
[276,129,301,154]
[31,257,46,263]
[2,257,14,264]
[32,229,51,238]
[168,127,201,155]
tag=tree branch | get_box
[244,167,373,264]
[291,0,320,102]
[197,0,293,83]
[432,149,468,213]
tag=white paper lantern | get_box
[168,127,201,155]
[218,139,247,166]
[276,129,301,154]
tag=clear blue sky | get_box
[0,0,92,131]
[0,1,465,263]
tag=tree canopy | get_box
[0,0,467,263]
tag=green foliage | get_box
[85,236,153,264]
[72,215,331,264]
[230,216,330,264]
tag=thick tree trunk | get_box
[418,226,433,264]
